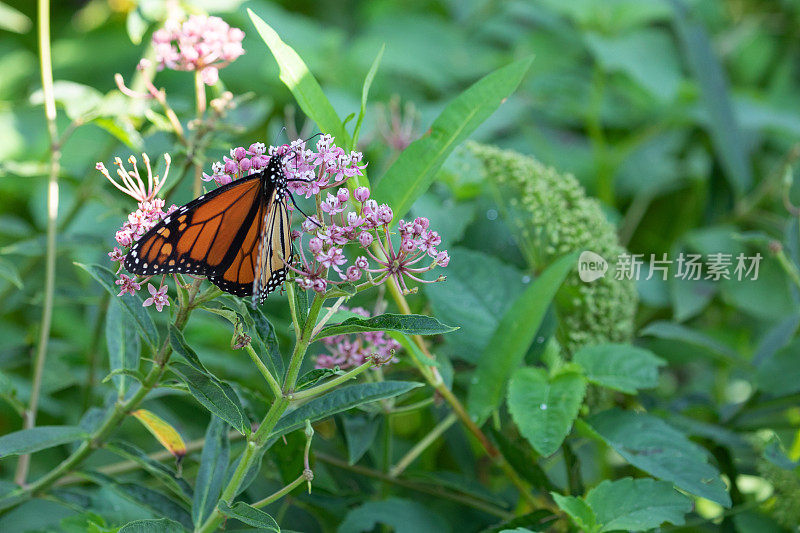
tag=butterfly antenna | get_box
[273,126,287,149]
[289,193,322,227]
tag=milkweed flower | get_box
[153,15,245,85]
[315,307,401,370]
[142,283,170,312]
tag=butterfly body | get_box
[124,156,293,304]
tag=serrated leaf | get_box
[373,57,533,219]
[313,313,456,341]
[192,416,230,526]
[507,368,586,456]
[586,478,692,531]
[170,363,250,436]
[551,493,597,532]
[573,343,665,394]
[131,409,187,459]
[248,9,349,146]
[468,252,577,424]
[75,263,158,349]
[588,409,731,507]
[0,426,88,456]
[218,501,279,531]
[270,381,422,439]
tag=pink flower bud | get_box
[436,250,450,267]
[233,146,247,160]
[354,186,370,202]
[309,237,324,254]
[358,231,373,248]
[239,158,252,172]
[337,188,350,203]
[223,157,237,174]
[355,256,369,269]
[345,266,362,281]
[377,205,393,225]
[313,278,328,293]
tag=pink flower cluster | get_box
[282,135,367,198]
[315,307,401,370]
[202,142,271,186]
[97,154,176,309]
[153,15,245,85]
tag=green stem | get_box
[6,279,203,504]
[244,343,282,398]
[389,413,457,478]
[193,71,207,197]
[16,0,61,486]
[290,360,373,401]
[196,290,327,533]
[251,474,305,509]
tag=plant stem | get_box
[390,413,457,478]
[196,289,326,533]
[290,360,373,401]
[245,343,282,398]
[316,452,513,519]
[384,276,543,510]
[251,474,306,509]
[16,0,61,486]
[6,279,203,506]
[193,71,206,196]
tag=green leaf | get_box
[0,2,32,33]
[507,368,586,456]
[296,367,344,390]
[338,497,448,533]
[192,416,230,526]
[756,338,800,396]
[551,493,597,532]
[169,326,208,373]
[373,57,532,220]
[218,501,279,531]
[313,313,457,341]
[639,321,741,363]
[126,8,148,45]
[467,252,577,424]
[270,381,422,439]
[586,478,692,531]
[343,414,380,465]
[30,81,102,121]
[75,263,158,349]
[106,298,141,397]
[170,363,251,436]
[118,518,185,533]
[573,343,665,394]
[0,257,22,289]
[247,306,284,381]
[248,9,349,146]
[588,409,731,507]
[388,332,438,367]
[671,2,751,195]
[105,441,193,504]
[423,248,526,363]
[352,44,385,149]
[0,426,88,456]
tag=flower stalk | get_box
[16,0,61,486]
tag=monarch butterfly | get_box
[124,154,293,304]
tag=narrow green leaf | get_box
[586,478,692,531]
[118,518,185,533]
[573,343,665,394]
[588,409,731,507]
[247,306,284,381]
[270,381,422,439]
[507,368,586,456]
[373,57,533,219]
[467,252,577,424]
[294,286,309,331]
[671,1,751,194]
[551,493,597,532]
[105,441,193,504]
[343,414,380,465]
[170,363,251,436]
[169,326,208,373]
[639,321,741,363]
[296,367,344,390]
[388,332,438,366]
[0,426,88,456]
[314,313,457,341]
[248,9,349,145]
[0,257,22,289]
[218,501,279,531]
[106,298,141,396]
[75,263,158,348]
[192,416,230,526]
[352,44,385,149]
